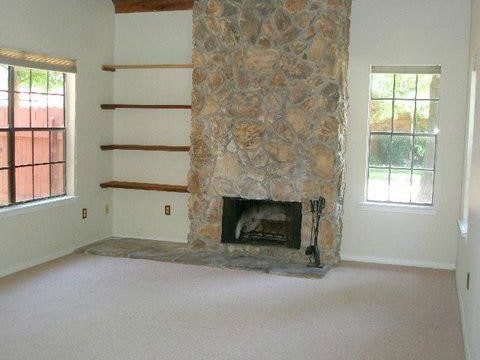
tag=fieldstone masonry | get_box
[189,0,351,264]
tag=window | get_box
[366,66,441,205]
[0,64,66,207]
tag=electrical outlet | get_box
[165,205,171,216]
[105,204,110,215]
[82,208,88,219]
[467,273,470,290]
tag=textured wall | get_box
[189,0,351,264]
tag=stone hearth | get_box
[77,238,329,278]
[189,0,351,265]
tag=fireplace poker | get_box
[305,196,325,268]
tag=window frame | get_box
[0,64,67,208]
[365,65,441,207]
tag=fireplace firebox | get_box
[221,197,302,249]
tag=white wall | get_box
[111,12,192,242]
[0,0,115,276]
[1,1,470,276]
[457,1,480,358]
[343,0,471,269]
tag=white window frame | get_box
[364,65,441,208]
[0,48,76,218]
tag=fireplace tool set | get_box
[305,196,326,268]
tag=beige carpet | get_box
[0,254,464,360]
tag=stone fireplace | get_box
[188,0,351,265]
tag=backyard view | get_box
[0,65,65,206]
[367,70,440,204]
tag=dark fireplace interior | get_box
[221,197,302,249]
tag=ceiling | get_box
[112,0,193,13]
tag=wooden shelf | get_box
[113,0,193,13]
[102,64,193,72]
[101,104,191,110]
[100,181,189,193]
[101,144,190,152]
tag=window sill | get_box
[359,201,437,215]
[0,196,78,220]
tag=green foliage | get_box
[14,67,63,93]
[370,136,430,168]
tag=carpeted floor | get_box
[0,254,464,360]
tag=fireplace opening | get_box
[221,197,302,249]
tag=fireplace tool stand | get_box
[305,197,325,268]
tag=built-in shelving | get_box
[100,60,191,194]
[100,181,189,193]
[101,144,190,152]
[102,64,193,72]
[101,104,191,110]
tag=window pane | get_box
[15,131,32,165]
[48,72,64,95]
[369,134,390,167]
[369,100,392,131]
[14,67,30,93]
[31,94,47,127]
[15,166,33,202]
[0,131,8,167]
[393,100,415,132]
[415,100,438,134]
[390,135,412,168]
[51,163,65,196]
[413,136,435,170]
[30,69,48,94]
[0,169,8,205]
[33,131,49,164]
[14,93,30,128]
[412,170,434,204]
[51,130,64,162]
[0,91,8,128]
[48,95,64,127]
[371,73,394,99]
[0,65,8,91]
[417,74,440,99]
[34,164,50,199]
[390,169,411,203]
[367,168,389,201]
[395,74,416,99]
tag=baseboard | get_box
[340,254,455,270]
[0,246,76,279]
[457,283,471,360]
[111,234,188,244]
[0,237,111,279]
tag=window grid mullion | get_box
[7,66,15,203]
[47,73,51,198]
[387,74,396,202]
[371,97,440,101]
[370,131,436,137]
[14,160,65,168]
[430,133,438,204]
[408,75,419,203]
[30,70,35,199]
[62,73,66,195]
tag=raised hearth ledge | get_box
[76,237,330,278]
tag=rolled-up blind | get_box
[0,47,76,73]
